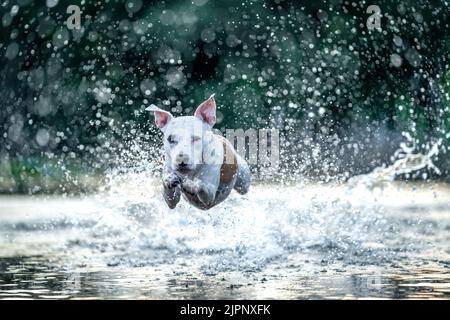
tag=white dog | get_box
[147,94,251,210]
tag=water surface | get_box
[0,177,449,299]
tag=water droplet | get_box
[36,129,50,147]
[390,53,402,67]
[5,42,19,60]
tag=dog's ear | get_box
[194,94,216,126]
[146,104,173,129]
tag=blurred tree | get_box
[1,0,449,193]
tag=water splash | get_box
[85,174,389,273]
[67,132,446,274]
[347,133,442,190]
[1,137,448,298]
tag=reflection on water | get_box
[0,178,449,299]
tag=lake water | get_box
[0,176,449,299]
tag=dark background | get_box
[1,0,449,193]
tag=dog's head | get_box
[147,94,217,175]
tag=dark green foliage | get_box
[0,0,449,191]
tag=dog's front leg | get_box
[182,179,216,207]
[162,172,181,209]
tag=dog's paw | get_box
[181,179,200,196]
[163,173,181,189]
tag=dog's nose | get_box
[175,153,190,165]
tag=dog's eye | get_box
[192,136,201,143]
[167,135,177,144]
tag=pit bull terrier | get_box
[146,94,251,210]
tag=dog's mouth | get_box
[175,164,193,174]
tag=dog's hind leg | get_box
[234,156,251,195]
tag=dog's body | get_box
[147,95,250,210]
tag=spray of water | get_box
[76,132,442,273]
[347,133,442,190]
